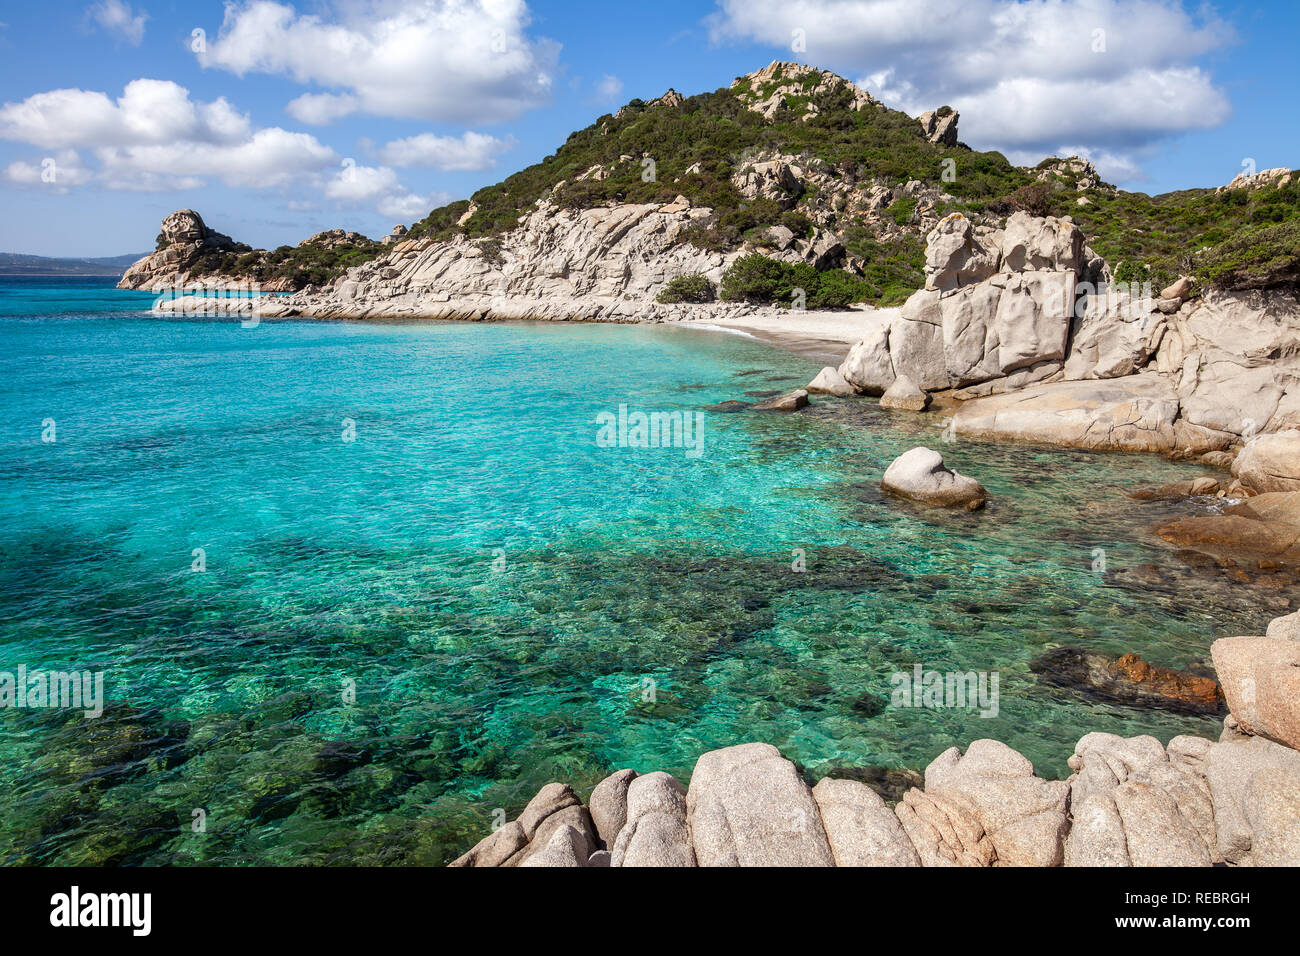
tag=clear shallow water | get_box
[0,277,1273,865]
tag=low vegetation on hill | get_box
[185,238,384,290]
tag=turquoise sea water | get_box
[0,277,1272,865]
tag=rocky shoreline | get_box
[445,434,1300,867]
[451,596,1300,867]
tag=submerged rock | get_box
[881,447,986,510]
[752,388,809,411]
[1029,647,1226,716]
[1155,491,1300,567]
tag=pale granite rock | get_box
[588,768,637,849]
[686,743,834,867]
[879,373,930,411]
[923,740,1069,867]
[1207,735,1300,863]
[811,778,920,867]
[807,365,856,396]
[894,788,995,867]
[881,447,986,510]
[1211,636,1300,750]
[611,772,696,867]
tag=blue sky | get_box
[0,0,1296,257]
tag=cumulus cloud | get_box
[87,0,148,46]
[0,79,339,190]
[3,150,95,191]
[708,0,1235,181]
[325,162,400,202]
[379,131,513,170]
[197,0,560,124]
[377,190,452,221]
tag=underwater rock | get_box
[1030,646,1226,716]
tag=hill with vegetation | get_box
[126,61,1299,302]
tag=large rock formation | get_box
[260,196,742,323]
[117,209,239,291]
[733,61,876,121]
[918,107,959,147]
[831,209,1300,456]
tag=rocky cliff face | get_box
[261,195,746,322]
[831,210,1300,456]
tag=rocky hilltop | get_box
[126,60,1299,465]
[117,209,381,293]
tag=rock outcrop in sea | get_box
[118,209,240,291]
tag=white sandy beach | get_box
[679,305,894,364]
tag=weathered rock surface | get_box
[117,209,240,291]
[881,447,986,510]
[879,373,929,411]
[894,787,994,867]
[1206,735,1300,864]
[588,768,637,849]
[952,374,1209,454]
[1211,636,1300,750]
[838,325,895,395]
[1155,491,1300,567]
[686,743,834,867]
[1064,733,1216,866]
[806,365,856,396]
[752,388,809,411]
[923,740,1069,867]
[811,778,920,867]
[918,108,959,147]
[1266,608,1300,640]
[610,772,696,867]
[1233,431,1300,493]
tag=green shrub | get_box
[1195,221,1300,290]
[656,273,717,303]
[720,254,875,308]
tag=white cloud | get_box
[379,131,513,170]
[0,80,251,150]
[709,0,1236,181]
[198,0,560,124]
[594,75,624,102]
[0,80,338,190]
[3,150,95,191]
[87,0,148,46]
[377,190,452,221]
[325,162,400,202]
[285,92,361,126]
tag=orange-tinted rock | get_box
[1031,647,1226,716]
